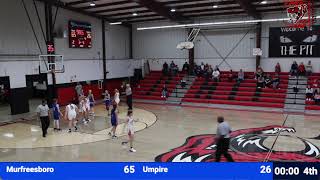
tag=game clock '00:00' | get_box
[261,165,319,177]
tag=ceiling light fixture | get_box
[213,5,218,8]
[260,1,267,4]
[171,9,176,12]
[110,22,122,25]
[89,1,96,6]
[133,12,138,16]
[137,16,320,30]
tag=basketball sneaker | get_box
[129,148,136,152]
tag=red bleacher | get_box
[133,71,184,100]
[182,71,289,109]
[305,73,320,110]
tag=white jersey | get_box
[85,98,90,110]
[79,100,86,112]
[127,116,134,134]
[114,92,120,104]
[66,104,77,120]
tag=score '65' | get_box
[124,165,135,174]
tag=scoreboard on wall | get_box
[69,21,92,48]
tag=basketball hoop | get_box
[177,42,194,50]
[39,54,65,74]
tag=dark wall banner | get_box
[269,26,320,57]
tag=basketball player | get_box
[87,90,95,116]
[85,96,92,122]
[125,84,133,110]
[122,110,136,152]
[114,89,120,105]
[65,101,78,133]
[103,90,111,116]
[108,103,118,138]
[78,96,88,124]
[52,98,63,131]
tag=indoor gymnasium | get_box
[0,0,319,163]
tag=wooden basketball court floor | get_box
[0,103,319,162]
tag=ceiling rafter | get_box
[131,0,188,22]
[235,0,261,19]
[79,1,132,10]
[35,0,131,27]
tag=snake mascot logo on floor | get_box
[155,125,320,162]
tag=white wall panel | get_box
[0,0,46,55]
[133,22,188,59]
[106,24,130,59]
[195,28,256,71]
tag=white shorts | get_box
[115,99,120,104]
[127,127,134,135]
[68,113,77,120]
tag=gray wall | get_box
[132,13,320,72]
[0,0,132,88]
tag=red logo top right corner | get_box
[285,0,316,29]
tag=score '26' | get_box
[260,166,272,174]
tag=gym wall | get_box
[132,13,320,72]
[0,0,134,89]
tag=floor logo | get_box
[155,125,320,162]
[285,0,315,28]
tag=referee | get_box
[126,84,133,110]
[36,100,51,138]
[215,116,234,162]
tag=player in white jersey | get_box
[65,101,78,133]
[122,110,136,152]
[85,97,92,122]
[114,89,120,105]
[78,96,88,124]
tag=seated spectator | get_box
[205,63,209,71]
[206,65,213,80]
[255,66,264,79]
[306,60,313,76]
[314,92,320,105]
[275,62,281,74]
[237,69,245,84]
[162,62,169,76]
[212,69,220,82]
[182,61,189,74]
[306,85,314,101]
[203,64,209,78]
[161,85,168,98]
[172,65,179,76]
[257,76,265,88]
[194,65,201,76]
[312,79,320,94]
[293,84,299,93]
[215,65,220,73]
[298,62,306,76]
[272,74,280,89]
[169,61,176,75]
[290,61,298,77]
[228,69,236,82]
[264,74,272,88]
[200,62,205,75]
[180,79,186,88]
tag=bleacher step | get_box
[284,104,305,110]
[284,108,305,113]
[166,97,182,104]
[285,99,305,105]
